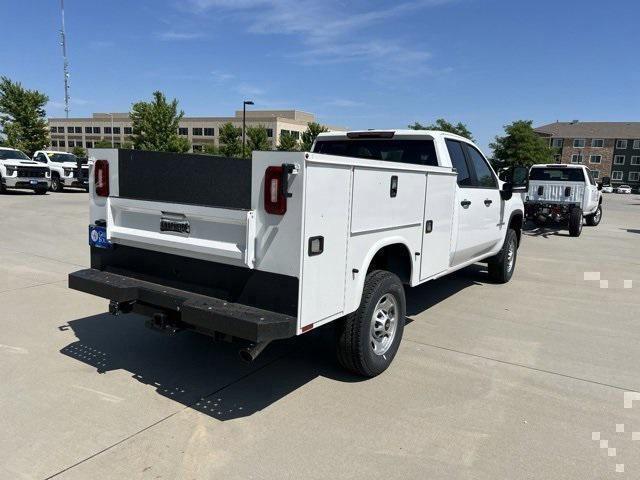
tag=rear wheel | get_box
[585,204,602,226]
[488,228,518,284]
[336,270,406,377]
[568,207,583,237]
[50,176,63,192]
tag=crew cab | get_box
[0,147,50,194]
[69,131,527,377]
[525,164,602,237]
[32,150,89,192]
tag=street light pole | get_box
[110,113,114,147]
[242,100,254,158]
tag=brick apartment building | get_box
[535,121,640,187]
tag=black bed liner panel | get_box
[117,149,252,209]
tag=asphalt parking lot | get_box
[1,190,639,480]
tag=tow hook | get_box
[238,341,271,363]
[108,300,134,315]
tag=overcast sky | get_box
[1,0,638,151]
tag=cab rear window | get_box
[530,168,585,182]
[313,139,439,166]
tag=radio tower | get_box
[60,0,70,118]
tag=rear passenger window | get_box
[465,145,498,188]
[445,139,472,187]
[313,139,439,166]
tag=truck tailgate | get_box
[528,181,584,203]
[107,197,256,267]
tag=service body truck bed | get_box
[70,131,526,376]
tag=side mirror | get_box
[500,165,529,200]
[511,166,529,190]
[500,182,513,201]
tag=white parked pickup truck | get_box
[69,133,527,377]
[32,150,89,192]
[0,147,50,194]
[525,164,602,237]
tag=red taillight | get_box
[264,166,287,215]
[95,160,109,197]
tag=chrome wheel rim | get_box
[370,293,398,356]
[594,207,601,222]
[506,238,516,273]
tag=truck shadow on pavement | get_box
[59,265,486,421]
[522,221,571,238]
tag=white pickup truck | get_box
[69,132,527,376]
[0,147,51,194]
[32,150,89,192]
[525,164,603,237]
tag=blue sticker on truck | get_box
[88,225,112,249]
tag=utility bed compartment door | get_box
[106,197,256,268]
[299,163,352,327]
[420,173,455,280]
[351,168,426,233]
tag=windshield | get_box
[0,149,30,160]
[313,139,439,166]
[530,168,585,182]
[49,153,78,163]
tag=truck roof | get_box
[316,129,471,142]
[531,164,587,169]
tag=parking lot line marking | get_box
[405,339,640,394]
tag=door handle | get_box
[460,200,471,208]
[390,175,398,198]
[484,199,493,206]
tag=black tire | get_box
[488,228,518,284]
[34,188,47,195]
[585,204,602,226]
[336,270,406,377]
[568,207,583,237]
[50,176,63,192]
[0,178,6,194]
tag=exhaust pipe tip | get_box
[238,348,256,363]
[238,341,271,364]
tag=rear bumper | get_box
[69,268,297,342]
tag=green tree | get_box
[409,118,474,141]
[277,131,299,151]
[130,90,190,152]
[301,122,328,151]
[0,77,49,155]
[246,124,271,155]
[121,141,134,149]
[490,120,555,167]
[72,145,86,157]
[94,139,113,148]
[202,144,219,155]
[219,122,242,157]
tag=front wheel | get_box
[488,228,518,284]
[50,176,63,192]
[585,204,602,226]
[568,207,583,236]
[336,270,406,377]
